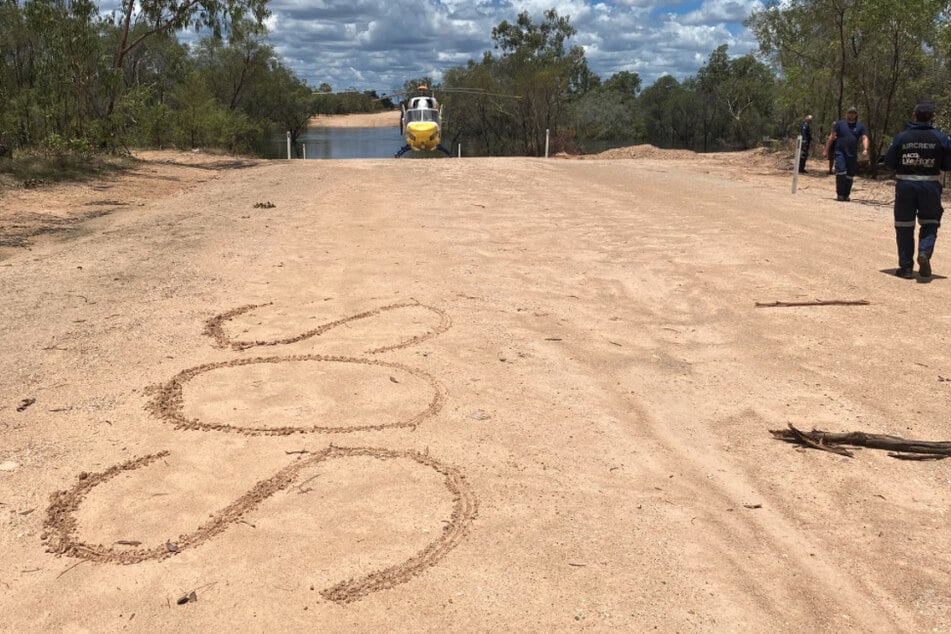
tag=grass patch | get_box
[0,150,138,189]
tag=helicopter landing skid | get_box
[394,144,454,158]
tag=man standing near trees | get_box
[824,106,869,201]
[798,114,813,173]
[884,101,951,279]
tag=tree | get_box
[102,0,270,114]
[193,22,273,111]
[849,0,949,160]
[569,71,642,142]
[441,61,522,155]
[3,0,109,146]
[692,45,775,150]
[488,9,594,155]
[747,0,951,164]
[245,62,314,153]
[638,75,701,149]
[602,71,640,98]
[170,69,221,149]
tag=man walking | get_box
[825,106,869,201]
[798,115,813,173]
[884,101,951,279]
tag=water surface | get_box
[269,126,403,159]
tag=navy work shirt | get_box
[800,122,812,144]
[832,119,868,156]
[884,122,951,176]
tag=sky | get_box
[260,0,770,95]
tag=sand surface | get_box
[309,111,400,128]
[1,138,950,632]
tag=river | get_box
[268,126,404,159]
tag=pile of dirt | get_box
[588,144,700,160]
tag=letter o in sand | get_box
[147,354,445,435]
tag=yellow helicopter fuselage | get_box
[405,120,440,152]
[403,97,442,152]
[396,94,451,157]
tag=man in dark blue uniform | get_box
[825,106,869,201]
[798,115,813,173]
[884,101,951,279]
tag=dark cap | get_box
[914,101,935,115]
[847,106,858,114]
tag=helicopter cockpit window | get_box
[406,108,439,123]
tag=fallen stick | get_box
[773,424,854,457]
[770,423,951,458]
[755,299,870,308]
[887,453,947,461]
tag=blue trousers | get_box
[894,180,943,268]
[834,151,857,198]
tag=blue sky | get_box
[256,0,767,93]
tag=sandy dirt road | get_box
[1,146,950,632]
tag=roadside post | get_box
[545,129,550,158]
[792,135,802,193]
[286,131,291,160]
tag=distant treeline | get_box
[435,3,951,163]
[312,87,394,115]
[2,1,950,160]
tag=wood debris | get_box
[176,591,197,605]
[755,299,870,308]
[770,423,951,459]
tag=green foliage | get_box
[246,63,314,149]
[166,69,265,153]
[692,45,775,150]
[40,132,95,156]
[137,102,177,148]
[568,72,644,142]
[638,75,701,149]
[602,71,641,97]
[747,0,951,165]
[440,9,594,156]
[440,62,521,155]
[0,0,317,159]
[0,0,112,147]
[6,0,951,164]
[194,25,273,111]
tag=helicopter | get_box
[390,85,523,158]
[396,86,452,158]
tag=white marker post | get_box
[792,135,802,193]
[286,131,291,160]
[458,143,461,158]
[302,144,306,159]
[545,129,550,158]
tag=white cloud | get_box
[222,0,767,91]
[676,0,764,25]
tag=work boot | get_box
[895,267,914,279]
[918,254,932,278]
